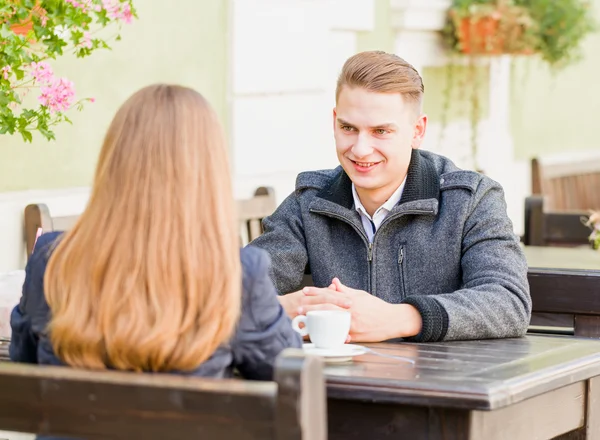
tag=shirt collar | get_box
[351,177,407,218]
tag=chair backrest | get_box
[531,152,600,211]
[24,203,79,256]
[0,349,327,440]
[523,195,591,247]
[24,187,277,256]
[238,187,277,246]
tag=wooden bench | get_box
[531,152,600,211]
[24,187,277,255]
[0,350,326,440]
[523,195,591,247]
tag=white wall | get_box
[230,0,376,203]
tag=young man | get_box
[250,51,531,343]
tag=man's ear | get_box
[412,113,428,149]
[332,108,337,131]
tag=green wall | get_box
[510,0,600,160]
[0,0,229,192]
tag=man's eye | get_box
[341,125,355,132]
[374,129,388,135]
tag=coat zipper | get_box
[309,208,434,297]
[398,246,407,298]
[309,209,372,292]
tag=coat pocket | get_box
[398,245,408,299]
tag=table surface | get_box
[324,335,600,411]
[523,245,600,270]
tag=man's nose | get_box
[352,134,374,158]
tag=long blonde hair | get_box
[45,85,241,372]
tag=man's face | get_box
[333,87,427,201]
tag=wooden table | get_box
[325,335,600,440]
[523,245,600,270]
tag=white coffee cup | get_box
[291,310,351,349]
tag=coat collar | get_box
[315,150,441,209]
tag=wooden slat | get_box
[24,186,277,255]
[528,269,600,316]
[523,246,600,271]
[237,187,276,246]
[586,376,600,440]
[51,215,79,232]
[531,153,600,211]
[523,195,591,247]
[0,350,325,440]
[469,382,585,440]
[530,312,574,329]
[323,336,600,411]
[275,351,326,440]
[575,316,600,339]
[23,203,53,256]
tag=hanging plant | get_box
[0,0,136,142]
[440,0,596,171]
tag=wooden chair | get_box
[523,195,591,247]
[528,268,600,338]
[23,203,78,256]
[24,187,277,256]
[531,152,600,211]
[238,186,277,246]
[0,350,326,440]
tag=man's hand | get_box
[279,284,353,319]
[301,278,423,342]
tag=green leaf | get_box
[39,127,55,140]
[22,109,37,120]
[20,129,33,143]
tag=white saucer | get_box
[302,343,368,363]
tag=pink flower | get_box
[102,0,133,23]
[79,31,92,49]
[40,15,48,26]
[89,97,96,103]
[29,62,54,84]
[65,0,99,14]
[120,3,133,24]
[1,66,12,80]
[38,77,76,114]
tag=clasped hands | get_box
[279,278,422,343]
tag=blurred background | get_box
[1,0,599,272]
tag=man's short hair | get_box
[335,51,424,109]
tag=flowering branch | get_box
[0,0,136,142]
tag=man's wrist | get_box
[386,303,423,339]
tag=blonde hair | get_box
[336,51,424,108]
[44,84,241,372]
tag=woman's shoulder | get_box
[29,231,63,269]
[240,246,272,278]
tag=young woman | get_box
[10,84,301,381]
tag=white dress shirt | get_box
[351,178,406,243]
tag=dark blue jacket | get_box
[10,232,302,439]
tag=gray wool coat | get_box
[249,149,531,342]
